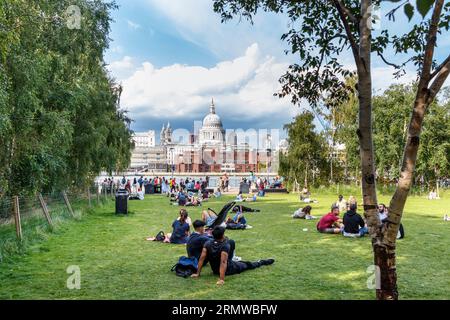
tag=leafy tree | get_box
[279,111,330,187]
[212,0,450,299]
[334,82,449,187]
[0,0,132,195]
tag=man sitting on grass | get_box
[316,205,343,234]
[186,220,212,261]
[342,203,368,238]
[191,226,274,285]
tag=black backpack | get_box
[154,231,165,242]
[171,256,198,278]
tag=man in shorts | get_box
[317,205,343,234]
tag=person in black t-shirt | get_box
[186,220,212,260]
[343,203,368,237]
[191,227,274,285]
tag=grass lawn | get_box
[0,191,449,300]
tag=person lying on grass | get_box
[202,209,222,228]
[191,226,274,286]
[225,206,255,230]
[292,205,316,220]
[146,209,191,244]
[233,204,260,213]
[316,205,343,234]
[201,208,251,230]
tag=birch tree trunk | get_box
[355,3,388,297]
[375,0,447,300]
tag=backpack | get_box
[154,231,165,242]
[171,256,198,278]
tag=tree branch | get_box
[377,52,401,68]
[428,58,450,102]
[335,0,358,25]
[430,54,450,81]
[331,0,362,70]
[421,0,445,82]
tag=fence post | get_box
[13,196,22,240]
[87,188,92,208]
[97,187,100,205]
[38,193,53,227]
[62,192,75,218]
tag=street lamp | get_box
[266,134,272,182]
[169,147,174,177]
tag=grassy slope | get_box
[0,192,449,300]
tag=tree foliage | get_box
[279,111,330,187]
[0,0,132,196]
[332,82,450,186]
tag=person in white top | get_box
[335,195,347,213]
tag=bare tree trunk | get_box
[357,2,378,227]
[356,1,390,299]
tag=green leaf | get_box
[416,0,435,18]
[404,3,415,21]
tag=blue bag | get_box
[171,256,198,278]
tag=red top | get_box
[317,212,339,230]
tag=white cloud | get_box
[107,56,136,80]
[372,66,418,94]
[109,43,297,127]
[107,44,430,132]
[127,20,141,30]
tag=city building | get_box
[129,99,278,173]
[132,130,155,148]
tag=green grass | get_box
[0,192,449,300]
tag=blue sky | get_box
[104,0,449,136]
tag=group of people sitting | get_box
[169,188,209,207]
[147,205,272,285]
[293,195,404,239]
[235,191,258,202]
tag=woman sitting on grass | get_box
[146,209,191,244]
[170,209,191,244]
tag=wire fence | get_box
[0,186,112,263]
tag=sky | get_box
[104,0,450,135]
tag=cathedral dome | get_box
[199,99,225,145]
[202,99,223,129]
